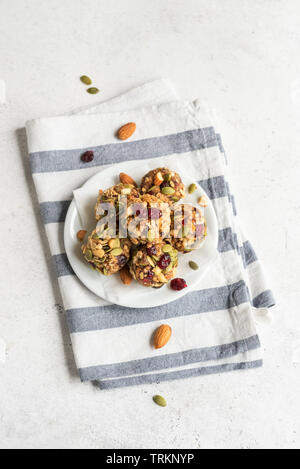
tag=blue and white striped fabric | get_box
[26,79,275,389]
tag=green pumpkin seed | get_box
[109,238,120,249]
[87,87,99,94]
[85,249,93,260]
[162,244,172,253]
[189,260,199,270]
[153,395,167,407]
[172,197,179,202]
[188,183,197,194]
[163,173,171,182]
[111,248,123,256]
[147,256,155,267]
[148,186,157,192]
[80,75,92,85]
[147,230,154,242]
[161,186,175,195]
[170,250,178,260]
[103,268,109,275]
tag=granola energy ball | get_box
[170,204,207,253]
[126,193,171,245]
[140,168,185,205]
[129,241,178,288]
[81,229,131,275]
[95,183,140,221]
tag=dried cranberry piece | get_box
[81,150,94,163]
[147,245,157,256]
[157,254,171,269]
[170,278,187,291]
[160,181,170,189]
[195,224,204,237]
[143,269,154,283]
[148,207,162,220]
[117,254,127,266]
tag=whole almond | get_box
[77,230,87,242]
[119,265,132,285]
[153,324,172,349]
[119,172,137,187]
[117,122,136,140]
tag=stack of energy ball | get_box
[81,167,207,288]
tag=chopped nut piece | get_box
[77,230,87,242]
[119,265,132,285]
[154,171,164,186]
[198,195,208,207]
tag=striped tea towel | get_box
[26,79,275,389]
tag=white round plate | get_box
[64,160,218,308]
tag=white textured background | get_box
[0,0,299,449]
